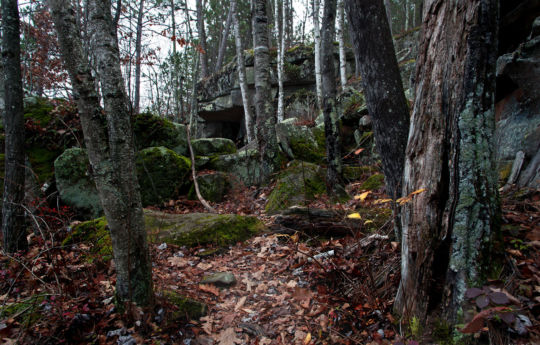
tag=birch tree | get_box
[336,0,347,88]
[49,0,153,306]
[274,0,285,122]
[321,0,341,193]
[312,0,322,109]
[214,3,233,72]
[133,0,145,114]
[395,0,499,325]
[1,0,27,253]
[252,0,279,181]
[232,0,254,142]
[196,0,209,78]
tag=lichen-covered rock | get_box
[209,149,261,186]
[147,210,264,247]
[188,172,230,202]
[136,146,191,206]
[276,118,325,163]
[54,148,102,218]
[132,112,188,156]
[200,272,236,287]
[265,161,327,214]
[191,138,236,156]
[63,217,111,262]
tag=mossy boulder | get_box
[132,112,188,156]
[265,161,327,214]
[146,210,264,247]
[136,146,191,206]
[63,217,111,262]
[191,138,236,156]
[360,174,385,191]
[209,149,261,186]
[276,118,325,163]
[163,290,207,320]
[54,148,102,218]
[65,210,265,260]
[188,172,230,202]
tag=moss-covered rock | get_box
[276,118,325,163]
[163,290,207,320]
[342,165,377,181]
[265,161,327,214]
[23,97,54,126]
[136,146,191,206]
[146,210,264,247]
[63,217,111,262]
[64,210,264,262]
[132,112,188,156]
[209,149,261,186]
[191,138,236,156]
[54,148,102,218]
[188,172,230,202]
[360,174,385,191]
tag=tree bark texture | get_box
[49,0,153,306]
[215,3,233,73]
[1,0,27,253]
[231,0,254,142]
[312,0,323,109]
[396,0,499,324]
[345,0,410,227]
[133,0,145,114]
[337,0,347,88]
[196,0,209,78]
[252,0,279,181]
[321,0,342,194]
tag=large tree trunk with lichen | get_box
[49,0,153,307]
[232,0,254,142]
[345,0,410,239]
[321,0,342,194]
[1,0,27,253]
[252,0,279,181]
[395,0,499,325]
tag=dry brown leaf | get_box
[197,262,213,270]
[167,256,189,268]
[199,284,220,296]
[235,296,247,311]
[216,327,241,345]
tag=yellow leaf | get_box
[411,188,427,195]
[304,332,312,345]
[354,191,371,202]
[374,198,393,205]
[347,213,362,219]
[364,220,374,225]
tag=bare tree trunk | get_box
[345,0,410,240]
[321,0,341,194]
[1,0,27,253]
[49,0,154,307]
[336,0,347,88]
[170,0,181,120]
[196,0,209,78]
[133,0,145,114]
[252,0,279,181]
[113,0,122,32]
[312,0,322,109]
[215,3,233,73]
[275,0,284,122]
[383,0,392,34]
[396,0,499,325]
[284,0,292,48]
[232,0,254,142]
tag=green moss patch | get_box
[360,174,385,191]
[188,172,230,202]
[63,217,111,262]
[23,97,54,126]
[265,161,327,214]
[356,207,392,232]
[163,290,207,321]
[191,138,237,157]
[136,147,191,206]
[342,165,377,181]
[0,295,45,327]
[132,113,187,155]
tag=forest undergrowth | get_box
[0,178,537,345]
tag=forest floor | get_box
[0,180,538,345]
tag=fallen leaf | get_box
[167,256,189,268]
[235,296,247,311]
[199,284,220,296]
[304,332,312,344]
[354,191,371,202]
[347,213,362,219]
[216,327,241,345]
